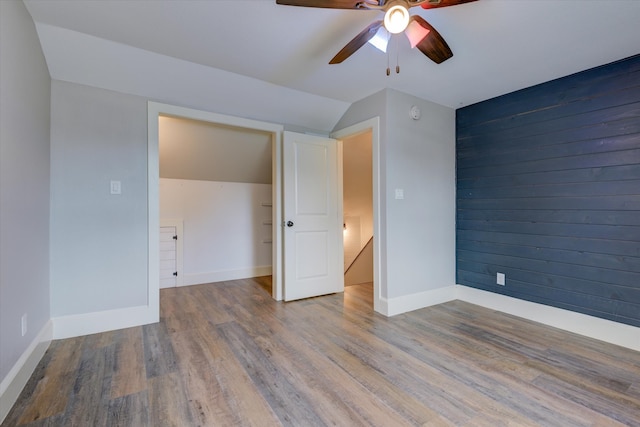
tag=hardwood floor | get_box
[3,277,639,426]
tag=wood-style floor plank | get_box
[105,391,149,427]
[248,301,447,426]
[110,328,146,399]
[169,328,238,426]
[295,303,520,425]
[216,289,415,426]
[61,341,114,427]
[196,325,282,427]
[142,322,177,379]
[217,320,329,426]
[3,278,639,427]
[14,337,83,424]
[147,372,195,427]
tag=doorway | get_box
[147,102,284,313]
[342,130,373,288]
[148,104,382,314]
[158,116,273,290]
[332,117,382,313]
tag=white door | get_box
[283,131,343,301]
[160,226,177,288]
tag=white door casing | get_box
[331,117,382,314]
[149,102,284,304]
[283,131,343,301]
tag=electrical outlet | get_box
[496,272,505,286]
[21,313,27,336]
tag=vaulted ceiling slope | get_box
[24,0,640,131]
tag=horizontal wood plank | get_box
[457,57,640,129]
[456,54,640,327]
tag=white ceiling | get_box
[24,0,640,126]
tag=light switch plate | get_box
[110,180,121,195]
[21,313,27,336]
[497,272,505,286]
[395,189,404,200]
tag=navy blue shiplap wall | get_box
[456,54,640,327]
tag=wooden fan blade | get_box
[276,0,364,9]
[329,20,383,64]
[420,0,478,9]
[409,15,453,64]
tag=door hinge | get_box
[173,235,178,240]
[173,272,178,276]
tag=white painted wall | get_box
[0,0,51,417]
[343,215,362,271]
[384,89,456,299]
[345,239,374,286]
[159,116,272,185]
[50,80,148,316]
[47,78,282,331]
[160,179,272,285]
[334,88,456,306]
[47,79,453,325]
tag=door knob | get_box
[286,221,294,227]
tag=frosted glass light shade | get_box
[368,27,390,52]
[384,5,410,34]
[405,19,431,48]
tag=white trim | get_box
[0,320,53,424]
[337,138,345,293]
[147,103,160,322]
[382,286,458,317]
[147,102,284,301]
[160,218,184,287]
[182,266,273,286]
[377,296,389,317]
[52,304,157,340]
[378,284,639,352]
[331,117,383,314]
[456,286,640,352]
[272,131,283,301]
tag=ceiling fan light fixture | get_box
[384,4,410,34]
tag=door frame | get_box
[147,102,285,307]
[331,117,383,313]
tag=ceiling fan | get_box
[275,0,477,67]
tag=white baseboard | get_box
[52,304,158,340]
[455,285,640,352]
[182,266,272,287]
[0,320,53,424]
[381,285,457,317]
[378,284,639,352]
